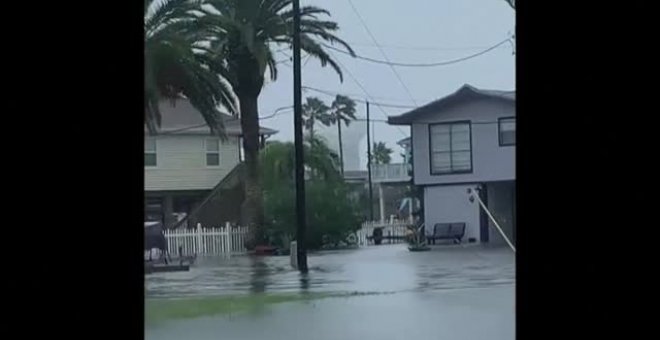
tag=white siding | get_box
[144,135,240,191]
[412,98,515,186]
[424,184,482,242]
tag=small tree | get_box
[260,138,360,249]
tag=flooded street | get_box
[146,244,515,340]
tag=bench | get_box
[427,223,466,244]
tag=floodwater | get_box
[146,244,515,340]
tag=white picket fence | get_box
[356,220,411,246]
[163,223,249,256]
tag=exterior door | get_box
[479,184,489,243]
[512,182,516,244]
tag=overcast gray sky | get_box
[258,0,515,166]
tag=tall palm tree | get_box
[302,97,331,141]
[200,0,355,247]
[144,0,237,134]
[372,142,393,165]
[329,95,357,175]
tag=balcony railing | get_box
[370,163,411,183]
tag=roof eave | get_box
[387,117,413,125]
[387,84,515,125]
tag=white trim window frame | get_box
[498,117,516,146]
[145,138,157,167]
[429,121,473,175]
[205,138,220,167]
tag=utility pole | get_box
[366,101,374,221]
[337,122,344,176]
[292,0,307,272]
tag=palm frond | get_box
[145,0,237,133]
[264,46,278,81]
[300,27,355,57]
[299,34,344,82]
[145,0,200,38]
[331,94,357,127]
[281,5,330,21]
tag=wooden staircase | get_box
[169,163,246,229]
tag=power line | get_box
[158,114,511,135]
[277,50,313,69]
[156,123,209,135]
[344,41,512,52]
[356,117,513,125]
[259,106,294,120]
[325,49,408,138]
[302,86,417,109]
[303,86,429,103]
[322,37,513,67]
[154,107,294,134]
[346,0,418,106]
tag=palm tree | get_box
[372,142,393,164]
[302,97,331,141]
[144,0,236,134]
[200,0,355,247]
[329,95,357,175]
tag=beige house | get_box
[145,99,276,228]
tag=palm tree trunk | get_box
[238,92,265,249]
[337,122,344,175]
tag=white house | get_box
[388,85,515,245]
[145,99,276,228]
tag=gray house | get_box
[388,85,515,245]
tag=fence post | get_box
[196,223,202,256]
[225,222,232,256]
[290,241,298,269]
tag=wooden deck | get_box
[145,263,190,274]
[144,255,196,275]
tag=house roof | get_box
[397,137,411,147]
[388,84,515,125]
[148,99,278,136]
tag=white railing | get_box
[163,223,249,256]
[356,219,411,246]
[371,163,411,183]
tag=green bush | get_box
[260,138,361,249]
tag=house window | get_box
[205,138,220,166]
[499,117,516,146]
[429,121,472,174]
[145,138,157,167]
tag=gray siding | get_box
[144,135,240,191]
[424,184,482,242]
[412,98,515,185]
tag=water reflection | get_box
[145,245,514,298]
[299,273,310,292]
[248,257,269,294]
[145,246,515,340]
